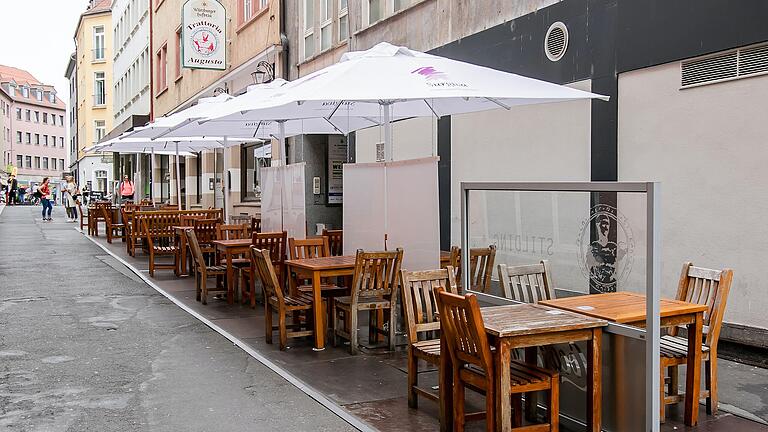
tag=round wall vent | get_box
[545,22,569,62]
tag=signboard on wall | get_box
[182,0,226,70]
[327,137,347,204]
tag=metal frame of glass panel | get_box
[460,181,660,432]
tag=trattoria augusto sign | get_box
[182,0,226,70]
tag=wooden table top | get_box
[284,255,357,271]
[212,239,252,251]
[540,292,708,324]
[480,303,606,337]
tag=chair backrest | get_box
[450,245,497,293]
[101,206,115,225]
[288,237,330,260]
[229,214,251,225]
[252,231,287,264]
[675,262,734,348]
[251,217,262,234]
[350,248,403,302]
[180,214,204,227]
[193,218,219,244]
[141,212,178,246]
[185,229,207,271]
[322,229,343,256]
[497,260,556,303]
[435,288,494,373]
[217,223,249,240]
[251,246,285,305]
[400,267,459,343]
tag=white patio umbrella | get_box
[204,42,609,160]
[125,93,235,140]
[87,134,252,210]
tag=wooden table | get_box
[212,239,252,305]
[540,292,708,426]
[439,303,606,432]
[284,256,357,350]
[173,226,193,275]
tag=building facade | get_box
[65,54,79,175]
[74,0,115,195]
[283,0,768,344]
[0,84,11,176]
[150,0,282,212]
[0,66,67,187]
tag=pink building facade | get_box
[0,65,67,187]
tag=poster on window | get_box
[182,0,226,70]
[327,136,347,204]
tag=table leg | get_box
[179,235,187,275]
[226,253,234,305]
[587,328,602,432]
[496,338,511,432]
[249,267,257,309]
[312,271,325,350]
[439,333,453,432]
[684,312,703,426]
[524,346,538,422]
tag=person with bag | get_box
[39,177,53,221]
[8,175,17,206]
[119,175,135,202]
[64,176,79,222]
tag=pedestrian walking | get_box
[119,175,135,202]
[8,175,18,206]
[64,176,78,222]
[18,186,26,204]
[81,184,90,205]
[39,177,53,221]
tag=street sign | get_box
[182,0,226,71]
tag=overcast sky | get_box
[0,1,87,101]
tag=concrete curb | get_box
[81,229,377,432]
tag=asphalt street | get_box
[0,205,355,431]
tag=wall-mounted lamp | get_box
[251,61,275,85]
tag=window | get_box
[34,111,40,122]
[34,156,40,169]
[16,155,22,168]
[16,131,21,143]
[367,0,383,24]
[339,0,348,42]
[25,132,30,144]
[94,72,106,105]
[303,0,315,59]
[21,86,29,98]
[60,159,65,171]
[156,43,168,94]
[42,157,48,170]
[15,108,21,120]
[95,120,106,143]
[36,90,43,102]
[25,109,30,121]
[240,142,271,201]
[43,135,48,146]
[93,26,105,61]
[51,114,55,126]
[35,134,40,145]
[52,158,57,171]
[25,156,31,168]
[49,92,55,103]
[43,113,48,124]
[320,0,332,51]
[175,28,182,79]
[60,137,64,148]
[59,115,64,126]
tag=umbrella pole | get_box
[175,141,182,211]
[279,120,286,166]
[150,148,155,203]
[278,121,286,232]
[223,137,229,222]
[383,103,393,161]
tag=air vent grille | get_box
[545,22,568,62]
[681,43,768,88]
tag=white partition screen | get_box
[343,157,440,271]
[260,163,307,238]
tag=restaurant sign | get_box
[182,0,226,70]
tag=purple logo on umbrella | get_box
[412,66,449,81]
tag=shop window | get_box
[240,142,271,201]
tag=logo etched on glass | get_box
[576,204,635,293]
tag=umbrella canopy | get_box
[125,93,234,140]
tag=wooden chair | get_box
[251,246,318,350]
[400,267,459,408]
[241,231,288,307]
[102,206,126,244]
[435,288,560,432]
[322,229,343,256]
[660,263,734,422]
[77,202,89,233]
[90,202,111,236]
[142,213,180,277]
[217,223,249,240]
[229,214,251,225]
[497,260,556,303]
[180,214,204,227]
[332,248,403,354]
[450,245,497,293]
[193,218,219,264]
[187,230,228,305]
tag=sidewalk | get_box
[0,206,355,431]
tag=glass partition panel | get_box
[462,182,659,432]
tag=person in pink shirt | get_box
[119,175,135,202]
